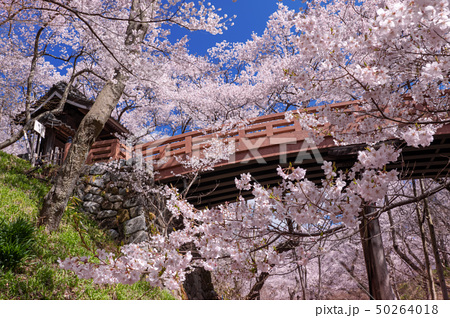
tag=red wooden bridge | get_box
[83,101,450,207]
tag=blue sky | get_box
[172,0,306,56]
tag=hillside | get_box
[0,151,174,300]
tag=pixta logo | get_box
[121,133,324,174]
[230,136,324,165]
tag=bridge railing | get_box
[85,139,128,165]
[82,101,360,176]
[133,101,360,177]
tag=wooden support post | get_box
[125,141,133,162]
[266,123,274,137]
[31,133,37,166]
[111,139,120,160]
[237,129,245,152]
[359,205,396,300]
[35,134,42,165]
[23,132,33,162]
[185,136,192,154]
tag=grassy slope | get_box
[0,151,174,300]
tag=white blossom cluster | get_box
[5,0,450,294]
[61,143,400,290]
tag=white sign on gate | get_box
[33,120,46,138]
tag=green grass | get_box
[0,151,175,300]
[0,216,36,271]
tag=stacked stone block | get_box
[75,162,152,244]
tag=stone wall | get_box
[75,162,155,244]
[74,161,220,300]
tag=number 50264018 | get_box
[376,305,438,315]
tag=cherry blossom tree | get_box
[213,179,449,300]
[0,0,235,231]
[60,0,450,298]
[3,0,450,299]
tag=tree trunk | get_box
[0,129,25,150]
[420,180,449,300]
[388,210,424,273]
[183,267,220,300]
[439,235,449,268]
[37,72,126,231]
[359,205,396,300]
[413,179,436,299]
[297,264,307,300]
[37,0,149,232]
[0,27,46,151]
[246,272,270,300]
[339,258,372,299]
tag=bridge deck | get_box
[85,101,450,207]
[163,129,450,207]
